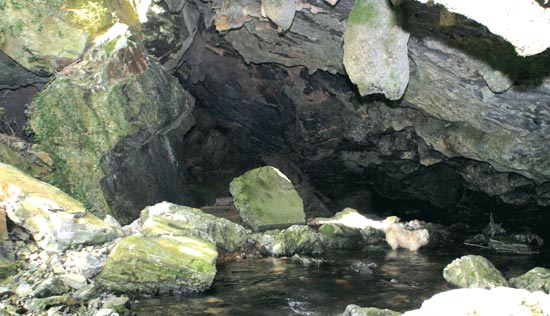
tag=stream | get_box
[134,246,549,316]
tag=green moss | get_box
[347,0,377,26]
[97,235,217,294]
[230,166,305,231]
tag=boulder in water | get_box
[443,255,509,289]
[509,267,550,293]
[96,234,217,294]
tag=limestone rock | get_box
[0,163,118,253]
[261,0,296,31]
[343,304,401,316]
[96,234,217,294]
[402,287,550,316]
[230,166,305,231]
[443,255,509,289]
[0,0,113,75]
[343,0,410,100]
[140,201,248,252]
[255,225,322,256]
[27,25,195,223]
[509,267,550,293]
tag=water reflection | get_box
[135,247,549,316]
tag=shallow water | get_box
[134,246,549,316]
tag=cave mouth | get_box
[1,0,550,252]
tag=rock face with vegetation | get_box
[230,166,305,231]
[27,27,195,224]
[402,287,550,316]
[0,162,118,252]
[443,255,509,289]
[140,201,248,252]
[343,0,410,100]
[96,234,218,295]
[509,267,550,293]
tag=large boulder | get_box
[253,225,322,257]
[27,24,195,223]
[509,267,550,293]
[343,304,401,316]
[343,0,410,100]
[140,201,248,252]
[0,163,118,253]
[443,255,509,289]
[402,287,550,316]
[96,234,217,294]
[229,166,305,231]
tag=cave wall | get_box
[0,0,549,234]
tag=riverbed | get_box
[135,246,549,316]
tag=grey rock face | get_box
[509,267,550,293]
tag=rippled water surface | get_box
[135,247,549,316]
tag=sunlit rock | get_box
[230,166,305,231]
[0,163,119,253]
[443,255,509,289]
[402,287,550,316]
[0,0,113,75]
[343,0,410,100]
[96,234,217,294]
[412,0,550,56]
[509,267,550,293]
[140,201,248,252]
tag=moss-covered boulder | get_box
[254,225,322,257]
[0,162,119,252]
[96,234,218,294]
[343,0,410,100]
[443,255,509,289]
[319,224,365,250]
[0,0,113,75]
[27,26,195,223]
[229,166,305,232]
[343,304,401,316]
[509,267,550,293]
[140,202,248,252]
